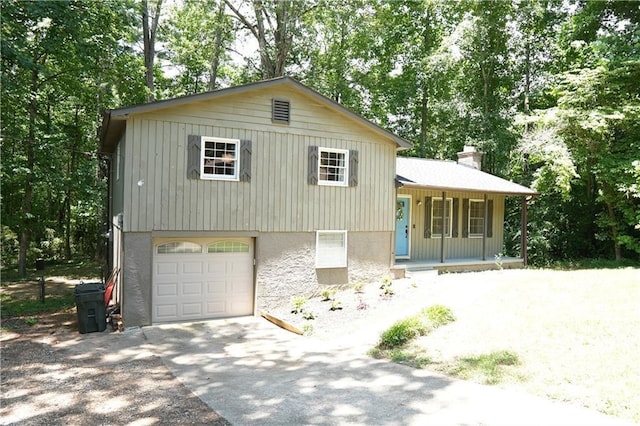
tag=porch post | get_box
[440,191,446,263]
[521,196,528,266]
[482,193,487,261]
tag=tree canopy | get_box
[2,0,638,274]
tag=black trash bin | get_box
[74,282,107,334]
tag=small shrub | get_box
[353,282,365,293]
[329,299,342,311]
[494,252,504,270]
[302,322,314,336]
[320,287,337,301]
[381,283,394,297]
[379,315,427,349]
[302,310,315,320]
[291,297,308,314]
[423,305,456,328]
[24,317,38,326]
[411,281,417,288]
[380,275,392,289]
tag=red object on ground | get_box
[104,278,115,306]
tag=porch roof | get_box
[396,157,537,196]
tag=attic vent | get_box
[272,98,290,124]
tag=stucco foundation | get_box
[120,231,393,326]
[255,231,393,312]
[122,232,152,327]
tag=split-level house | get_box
[99,77,535,326]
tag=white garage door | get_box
[152,238,254,323]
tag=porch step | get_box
[406,265,436,272]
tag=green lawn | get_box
[384,268,640,423]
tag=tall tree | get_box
[163,0,233,95]
[1,0,140,275]
[224,0,317,79]
[142,0,163,101]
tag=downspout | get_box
[482,193,488,261]
[440,191,445,263]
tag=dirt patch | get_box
[1,279,230,425]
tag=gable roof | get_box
[396,157,537,196]
[99,76,412,153]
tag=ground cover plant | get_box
[370,268,639,423]
[0,261,101,332]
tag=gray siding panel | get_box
[122,87,397,234]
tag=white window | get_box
[157,241,202,254]
[469,200,485,237]
[208,241,249,253]
[201,137,239,181]
[319,148,349,186]
[316,230,347,268]
[432,198,452,238]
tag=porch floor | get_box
[394,256,524,274]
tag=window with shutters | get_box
[318,148,349,186]
[316,230,347,268]
[272,98,290,124]
[201,136,239,181]
[431,198,452,238]
[469,200,485,237]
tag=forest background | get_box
[2,0,639,277]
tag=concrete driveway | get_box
[142,317,634,426]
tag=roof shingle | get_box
[396,157,537,196]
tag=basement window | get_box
[272,98,290,124]
[316,230,347,268]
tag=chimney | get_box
[457,146,483,170]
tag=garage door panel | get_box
[182,303,203,316]
[156,304,178,319]
[157,282,178,296]
[226,300,252,316]
[152,238,254,323]
[206,301,227,315]
[182,262,204,274]
[182,281,204,295]
[206,261,227,274]
[156,262,178,275]
[226,279,252,294]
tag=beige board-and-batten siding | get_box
[397,188,505,260]
[120,85,397,233]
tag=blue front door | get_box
[395,196,410,258]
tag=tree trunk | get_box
[419,92,428,158]
[19,69,39,277]
[419,13,430,159]
[142,0,163,102]
[273,0,291,77]
[251,0,275,78]
[209,0,227,90]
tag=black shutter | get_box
[424,196,432,238]
[308,145,318,185]
[487,199,494,238]
[187,135,201,179]
[239,139,252,182]
[462,198,469,238]
[348,150,358,187]
[452,198,459,238]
